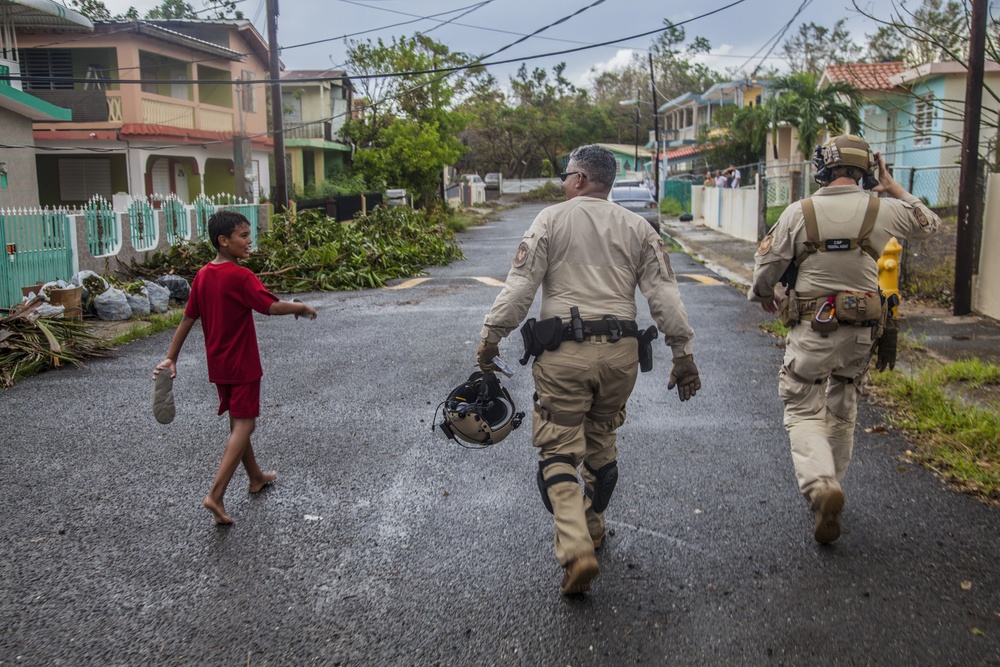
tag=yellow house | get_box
[280,69,354,195]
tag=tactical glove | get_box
[477,339,499,373]
[667,354,701,401]
[875,318,898,371]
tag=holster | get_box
[518,316,564,365]
[638,326,658,373]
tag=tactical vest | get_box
[792,195,881,298]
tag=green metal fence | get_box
[0,208,74,308]
[161,195,189,245]
[194,195,214,240]
[211,194,258,242]
[662,180,692,212]
[83,195,119,256]
[127,198,157,251]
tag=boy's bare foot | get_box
[203,496,233,525]
[249,470,277,494]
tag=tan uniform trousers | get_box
[778,321,875,504]
[531,336,639,567]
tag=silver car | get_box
[608,186,660,232]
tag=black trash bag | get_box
[156,275,191,303]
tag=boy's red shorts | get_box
[215,379,261,418]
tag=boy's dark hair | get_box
[208,210,250,250]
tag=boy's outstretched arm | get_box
[153,314,197,379]
[268,299,318,320]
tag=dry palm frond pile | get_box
[0,297,107,388]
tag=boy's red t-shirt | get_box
[184,261,279,384]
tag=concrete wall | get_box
[0,108,41,208]
[975,173,1000,320]
[695,184,759,243]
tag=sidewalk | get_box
[662,216,1000,367]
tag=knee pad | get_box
[583,460,618,513]
[537,455,578,514]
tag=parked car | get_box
[484,172,501,190]
[608,185,660,233]
[667,173,700,183]
[461,174,484,184]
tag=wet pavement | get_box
[662,216,1000,367]
[1,203,998,665]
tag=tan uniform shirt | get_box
[749,185,940,301]
[482,196,695,358]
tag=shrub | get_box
[659,197,685,217]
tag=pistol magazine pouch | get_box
[518,316,563,365]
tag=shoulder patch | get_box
[512,241,530,268]
[757,234,774,256]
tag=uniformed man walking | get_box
[477,144,701,594]
[749,135,940,544]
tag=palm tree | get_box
[767,72,864,161]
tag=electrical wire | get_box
[8,0,750,86]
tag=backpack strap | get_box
[857,195,881,261]
[794,197,821,267]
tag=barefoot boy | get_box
[153,210,317,525]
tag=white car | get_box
[608,186,659,232]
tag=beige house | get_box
[0,0,91,208]
[15,17,272,206]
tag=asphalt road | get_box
[1,203,999,666]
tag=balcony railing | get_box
[199,107,233,133]
[142,97,194,129]
[284,120,332,141]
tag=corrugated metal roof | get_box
[0,0,92,30]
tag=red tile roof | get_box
[823,62,905,91]
[665,145,704,160]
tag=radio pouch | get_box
[778,289,799,327]
[637,326,659,373]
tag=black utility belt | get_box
[519,306,658,372]
[561,317,639,342]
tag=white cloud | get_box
[571,48,635,88]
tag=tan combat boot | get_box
[561,553,600,595]
[811,479,846,544]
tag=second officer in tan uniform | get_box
[749,135,940,544]
[477,144,701,595]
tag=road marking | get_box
[387,277,432,290]
[387,274,721,289]
[472,277,506,287]
[679,273,723,285]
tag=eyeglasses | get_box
[559,171,581,182]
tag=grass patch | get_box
[659,197,685,217]
[102,310,184,348]
[869,361,1000,501]
[766,205,788,229]
[760,319,790,338]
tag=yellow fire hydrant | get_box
[878,237,903,316]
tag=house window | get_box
[283,95,302,122]
[18,48,73,90]
[914,98,933,147]
[58,158,112,201]
[241,70,256,113]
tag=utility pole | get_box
[633,87,639,172]
[954,0,987,315]
[266,0,287,213]
[649,52,660,202]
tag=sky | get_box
[97,0,891,88]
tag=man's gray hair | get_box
[569,145,617,188]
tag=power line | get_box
[7,0,751,87]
